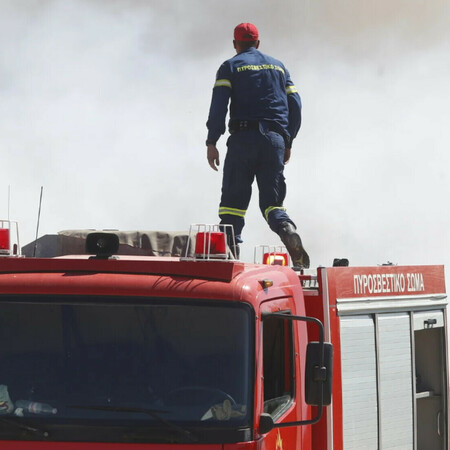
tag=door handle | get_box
[437,410,441,437]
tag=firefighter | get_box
[205,22,310,268]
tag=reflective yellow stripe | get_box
[219,207,246,218]
[214,79,232,89]
[286,85,298,95]
[264,206,286,221]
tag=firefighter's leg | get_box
[255,130,291,231]
[256,131,310,268]
[218,133,255,257]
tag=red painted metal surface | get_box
[329,264,446,300]
[327,305,343,450]
[0,260,299,304]
[303,279,328,450]
[0,256,309,449]
[0,257,245,283]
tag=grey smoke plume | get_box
[0,0,449,280]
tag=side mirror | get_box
[305,342,333,406]
[259,413,275,434]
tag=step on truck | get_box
[0,223,448,449]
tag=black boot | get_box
[278,222,310,269]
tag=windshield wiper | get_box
[0,416,49,437]
[67,405,197,442]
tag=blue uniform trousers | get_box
[219,126,295,243]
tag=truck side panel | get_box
[326,265,448,450]
[304,268,343,450]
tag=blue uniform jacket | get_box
[206,47,302,146]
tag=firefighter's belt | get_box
[228,120,291,147]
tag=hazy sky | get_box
[1,0,449,280]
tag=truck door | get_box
[260,298,303,450]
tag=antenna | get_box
[7,185,10,221]
[33,186,44,258]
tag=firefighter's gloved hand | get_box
[207,145,220,171]
[284,147,291,165]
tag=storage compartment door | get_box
[340,315,378,449]
[378,313,414,449]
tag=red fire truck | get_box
[0,223,447,449]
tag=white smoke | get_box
[0,0,449,282]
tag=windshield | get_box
[0,296,254,443]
